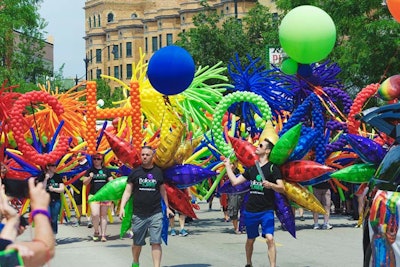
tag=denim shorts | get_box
[244,209,275,239]
[132,212,163,246]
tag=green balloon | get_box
[281,58,298,75]
[89,176,127,202]
[120,195,133,238]
[279,5,336,64]
[269,123,302,165]
[330,163,376,183]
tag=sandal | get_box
[101,236,107,242]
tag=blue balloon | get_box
[147,45,195,95]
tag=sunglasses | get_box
[93,158,102,161]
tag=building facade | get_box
[83,0,277,85]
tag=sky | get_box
[39,0,86,79]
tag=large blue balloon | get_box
[147,45,195,95]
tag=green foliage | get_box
[0,0,48,92]
[176,2,279,76]
[95,79,125,109]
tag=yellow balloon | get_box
[154,123,183,168]
[259,120,279,145]
[283,181,326,214]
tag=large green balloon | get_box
[279,5,336,64]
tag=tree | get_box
[0,0,49,92]
[176,1,279,72]
[275,0,400,93]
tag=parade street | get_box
[20,201,362,267]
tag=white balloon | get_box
[97,99,104,107]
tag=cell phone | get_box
[3,179,30,199]
[0,249,24,267]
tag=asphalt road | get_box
[18,201,363,267]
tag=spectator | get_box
[312,181,333,230]
[0,178,55,267]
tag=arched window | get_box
[131,13,138,19]
[98,14,101,27]
[107,12,114,23]
[93,16,96,27]
[89,17,92,28]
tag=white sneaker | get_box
[313,224,320,230]
[322,223,333,230]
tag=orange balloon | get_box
[387,0,400,22]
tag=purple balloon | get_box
[218,179,250,194]
[164,164,218,189]
[344,133,387,165]
[275,192,296,238]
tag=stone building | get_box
[83,0,276,85]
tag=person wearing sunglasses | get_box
[37,162,65,240]
[223,138,284,267]
[82,153,113,242]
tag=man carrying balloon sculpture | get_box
[224,138,284,267]
[119,145,174,267]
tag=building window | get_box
[145,37,148,53]
[96,69,102,79]
[159,34,162,48]
[108,67,110,76]
[96,49,102,63]
[107,46,110,60]
[98,15,101,27]
[112,45,119,59]
[126,42,132,57]
[166,34,173,46]
[120,64,123,80]
[114,66,119,79]
[90,50,93,62]
[93,16,96,27]
[152,36,158,52]
[107,13,114,23]
[119,43,122,59]
[89,17,92,28]
[131,13,138,19]
[126,64,132,79]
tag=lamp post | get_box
[84,57,90,81]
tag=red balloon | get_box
[104,131,141,168]
[228,136,257,168]
[164,183,197,219]
[280,160,334,183]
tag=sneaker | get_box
[92,232,99,241]
[132,263,139,267]
[313,224,320,230]
[245,264,252,267]
[72,221,79,227]
[322,223,333,230]
[87,222,93,228]
[179,229,188,237]
[170,229,176,236]
[126,230,134,238]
